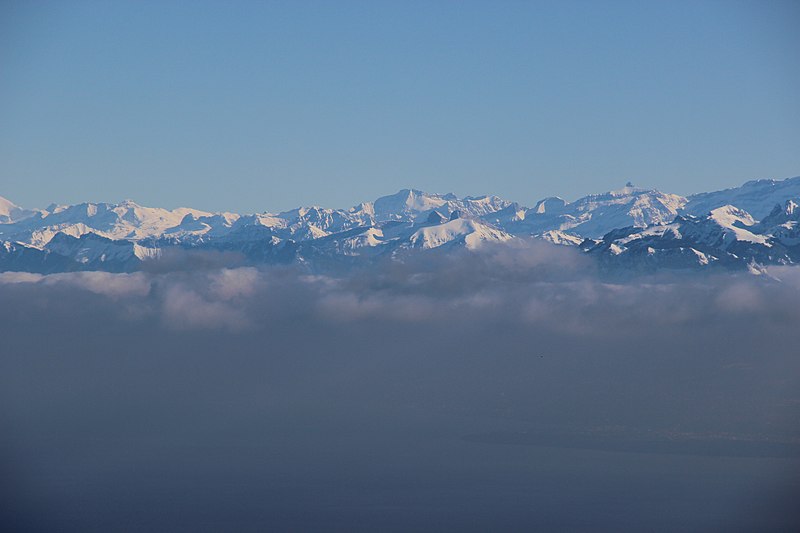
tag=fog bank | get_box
[2,248,799,531]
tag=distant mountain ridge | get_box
[583,200,800,273]
[2,176,800,273]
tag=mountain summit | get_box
[2,176,799,273]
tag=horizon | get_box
[3,173,799,215]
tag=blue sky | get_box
[1,0,798,213]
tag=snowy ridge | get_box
[407,218,513,251]
[2,176,800,273]
[0,200,213,246]
[586,199,800,271]
[0,195,37,224]
[499,185,687,239]
[684,177,800,219]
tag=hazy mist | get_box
[2,245,799,531]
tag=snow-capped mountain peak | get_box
[407,218,512,250]
[0,196,36,224]
[533,197,567,214]
[684,176,800,219]
[372,189,448,221]
[506,186,686,239]
[4,176,800,274]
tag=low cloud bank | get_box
[1,245,799,531]
[2,243,798,332]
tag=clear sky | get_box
[1,0,798,213]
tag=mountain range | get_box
[2,176,800,274]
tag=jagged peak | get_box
[348,201,375,215]
[0,196,37,224]
[0,195,21,212]
[755,198,800,230]
[533,197,567,214]
[608,185,660,197]
[426,210,447,224]
[5,175,800,274]
[709,204,754,219]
